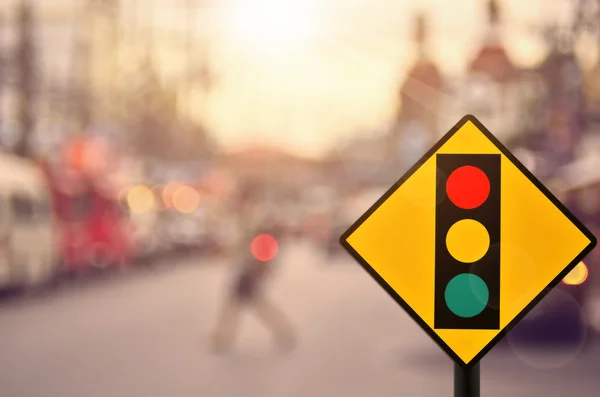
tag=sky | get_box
[1,0,594,158]
[190,0,583,157]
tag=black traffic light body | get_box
[434,154,501,330]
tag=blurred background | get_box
[0,0,599,396]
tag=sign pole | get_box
[454,362,480,397]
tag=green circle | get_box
[444,273,489,318]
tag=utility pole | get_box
[183,0,214,119]
[69,0,115,134]
[65,0,94,135]
[184,0,217,162]
[14,0,35,157]
[74,32,91,132]
[184,0,197,120]
[89,0,120,132]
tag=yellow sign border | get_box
[340,114,597,368]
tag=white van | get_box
[0,153,59,290]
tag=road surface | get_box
[0,241,599,397]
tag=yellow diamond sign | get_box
[340,115,597,367]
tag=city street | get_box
[1,241,599,397]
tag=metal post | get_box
[454,362,480,397]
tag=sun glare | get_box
[226,0,319,52]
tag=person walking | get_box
[208,188,296,354]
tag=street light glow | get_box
[226,0,319,53]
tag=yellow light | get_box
[445,219,490,264]
[226,0,318,53]
[172,186,200,214]
[562,262,589,286]
[127,185,154,214]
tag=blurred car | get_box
[558,155,600,336]
[162,211,199,251]
[0,154,60,291]
[507,154,600,346]
[160,208,225,256]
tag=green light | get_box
[444,273,489,318]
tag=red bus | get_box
[43,164,134,276]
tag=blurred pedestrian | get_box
[208,186,296,354]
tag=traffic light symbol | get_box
[434,154,501,330]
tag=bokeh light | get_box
[127,185,155,213]
[162,182,183,209]
[251,234,279,262]
[562,262,589,286]
[172,185,200,214]
[62,138,88,172]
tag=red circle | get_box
[446,166,490,209]
[251,234,279,262]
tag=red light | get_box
[251,234,279,262]
[446,165,490,209]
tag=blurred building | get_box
[584,64,600,181]
[511,27,588,180]
[115,0,216,162]
[0,0,216,161]
[386,13,444,178]
[331,13,446,189]
[538,33,585,164]
[0,1,111,157]
[441,0,543,145]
